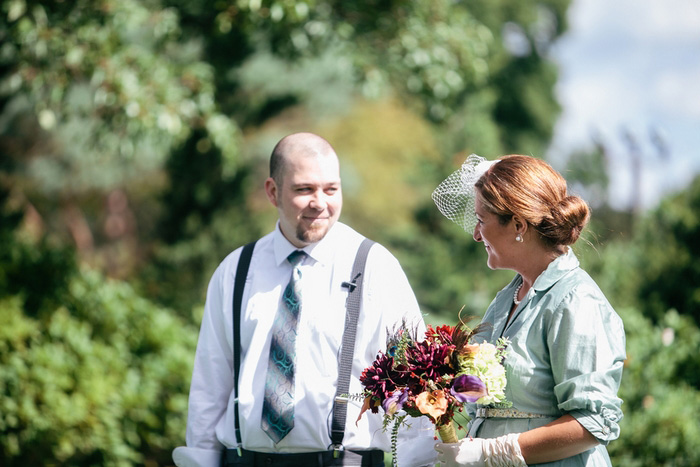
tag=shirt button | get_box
[602,426,610,435]
[265,456,273,465]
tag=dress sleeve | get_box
[546,283,626,445]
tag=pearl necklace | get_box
[513,283,524,305]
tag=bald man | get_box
[174,133,437,466]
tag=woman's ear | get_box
[512,215,528,235]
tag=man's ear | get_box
[264,178,278,207]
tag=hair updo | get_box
[474,155,590,247]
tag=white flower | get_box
[468,342,509,405]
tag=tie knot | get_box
[287,250,306,266]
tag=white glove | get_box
[434,433,526,467]
[172,446,222,467]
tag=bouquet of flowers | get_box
[355,320,510,462]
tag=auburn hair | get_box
[475,155,590,247]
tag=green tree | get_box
[609,307,700,467]
[0,278,198,466]
[0,193,198,465]
[138,129,263,313]
[581,175,700,327]
[0,0,242,287]
[1,0,581,463]
[1,0,240,190]
[0,186,198,466]
[2,0,572,310]
[634,175,700,327]
[575,177,700,465]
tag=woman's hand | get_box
[435,438,485,466]
[434,434,525,467]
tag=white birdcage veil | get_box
[431,154,498,232]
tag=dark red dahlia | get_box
[405,340,454,385]
[360,352,406,400]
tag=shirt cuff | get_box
[172,446,222,467]
[569,408,620,445]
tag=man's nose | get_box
[309,191,327,210]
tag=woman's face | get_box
[473,193,516,270]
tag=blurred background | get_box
[1,0,698,465]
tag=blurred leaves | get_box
[576,174,700,465]
[581,174,700,326]
[634,177,700,326]
[1,0,570,286]
[0,186,197,466]
[7,1,699,466]
[1,0,241,194]
[609,308,700,466]
[322,98,440,238]
[0,255,197,466]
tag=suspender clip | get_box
[341,273,362,292]
[330,444,344,458]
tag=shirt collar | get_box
[272,221,343,267]
[272,224,300,266]
[531,246,579,292]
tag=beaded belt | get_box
[476,407,549,419]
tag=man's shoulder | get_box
[332,223,397,260]
[331,221,363,241]
[333,222,382,247]
[219,231,274,268]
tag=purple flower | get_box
[450,374,487,403]
[382,389,409,415]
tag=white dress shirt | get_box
[179,221,437,466]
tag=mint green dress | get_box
[467,248,626,466]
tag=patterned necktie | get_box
[261,250,306,443]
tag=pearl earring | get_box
[515,234,523,242]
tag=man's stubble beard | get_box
[296,222,330,245]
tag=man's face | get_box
[265,154,342,248]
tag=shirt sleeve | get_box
[365,244,427,335]
[185,258,235,451]
[364,245,438,466]
[546,284,626,444]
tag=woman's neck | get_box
[518,246,566,290]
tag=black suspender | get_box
[232,241,256,453]
[230,238,374,453]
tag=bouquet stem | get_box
[437,422,459,443]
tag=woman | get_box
[431,155,626,466]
